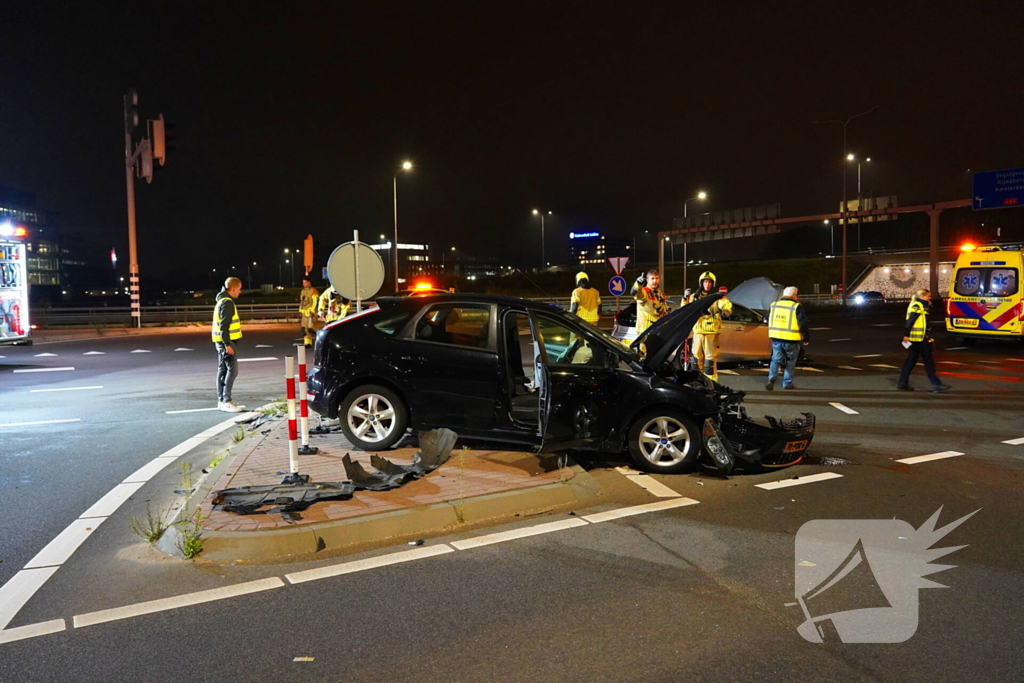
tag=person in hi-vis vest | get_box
[766,286,808,391]
[212,277,245,412]
[897,289,950,393]
[570,272,601,324]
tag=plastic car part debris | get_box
[342,428,457,491]
[211,481,355,514]
[342,454,405,491]
[703,418,735,478]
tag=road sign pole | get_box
[353,230,362,314]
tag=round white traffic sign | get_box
[326,241,386,301]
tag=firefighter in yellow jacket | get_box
[688,271,732,381]
[631,269,670,334]
[298,278,319,346]
[569,272,601,323]
[317,285,351,324]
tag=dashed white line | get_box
[255,344,274,348]
[1002,437,1024,446]
[938,361,964,366]
[583,497,699,523]
[450,518,589,550]
[29,386,103,393]
[946,346,967,351]
[237,357,278,362]
[0,620,66,645]
[130,349,151,354]
[797,367,824,372]
[0,568,60,631]
[896,451,964,465]
[854,354,881,358]
[872,323,895,327]
[23,518,108,569]
[174,348,194,352]
[810,327,831,331]
[829,402,859,415]
[165,407,221,414]
[73,578,286,629]
[82,351,105,356]
[829,338,853,342]
[80,482,147,519]
[34,353,58,357]
[869,364,900,369]
[837,365,863,371]
[12,367,75,374]
[623,474,682,498]
[0,418,82,428]
[756,472,843,490]
[286,545,454,585]
[718,369,739,376]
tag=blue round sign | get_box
[608,275,628,296]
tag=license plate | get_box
[953,318,979,328]
[783,440,808,454]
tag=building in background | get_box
[569,231,631,267]
[371,241,431,285]
[0,186,63,300]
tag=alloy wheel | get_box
[637,416,693,466]
[347,393,397,444]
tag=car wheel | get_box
[339,384,408,451]
[627,409,701,474]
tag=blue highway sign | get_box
[609,275,628,296]
[973,167,1024,211]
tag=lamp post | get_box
[532,209,552,269]
[394,160,413,292]
[811,106,877,305]
[247,261,256,287]
[855,156,871,251]
[824,220,833,255]
[682,191,707,292]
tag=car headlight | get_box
[854,295,864,305]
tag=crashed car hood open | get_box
[727,276,784,314]
[631,293,722,371]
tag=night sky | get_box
[2,2,1023,285]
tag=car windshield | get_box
[571,316,640,360]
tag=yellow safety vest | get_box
[768,299,802,341]
[906,299,928,342]
[572,287,601,323]
[212,298,242,342]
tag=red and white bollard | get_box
[281,355,309,484]
[296,344,319,455]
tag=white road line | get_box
[854,354,881,358]
[12,367,75,374]
[1006,358,1024,363]
[938,361,964,365]
[946,346,967,350]
[837,365,863,371]
[73,578,286,629]
[869,364,900,369]
[165,407,221,414]
[34,353,58,357]
[797,366,824,372]
[255,344,273,348]
[0,620,66,645]
[978,360,1000,365]
[237,357,278,362]
[810,327,831,331]
[79,482,147,519]
[23,518,107,569]
[0,418,81,428]
[754,368,770,372]
[450,518,589,550]
[174,348,193,352]
[29,386,103,393]
[718,369,739,375]
[584,497,700,523]
[829,402,859,415]
[871,323,895,327]
[624,474,681,498]
[82,351,105,355]
[829,338,853,342]
[1002,437,1024,446]
[756,472,843,490]
[130,349,151,354]
[0,568,60,630]
[123,457,181,484]
[896,451,964,465]
[286,545,454,585]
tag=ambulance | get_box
[0,221,30,345]
[945,244,1023,342]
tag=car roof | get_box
[377,293,562,312]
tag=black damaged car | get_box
[307,293,814,475]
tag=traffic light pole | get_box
[124,93,141,328]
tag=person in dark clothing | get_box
[897,289,951,393]
[212,277,245,411]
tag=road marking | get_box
[73,578,286,629]
[756,472,843,490]
[123,456,182,484]
[0,418,82,428]
[34,352,58,357]
[450,518,589,550]
[1002,437,1024,446]
[174,348,194,352]
[797,366,824,372]
[623,474,682,498]
[810,327,831,331]
[938,361,964,365]
[1006,358,1024,363]
[754,368,770,372]
[82,351,105,355]
[872,323,895,327]
[238,357,278,362]
[978,360,1000,365]
[829,338,853,342]
[12,367,75,374]
[80,483,147,519]
[0,567,60,630]
[165,407,221,414]
[130,349,151,354]
[829,402,859,415]
[718,369,739,375]
[286,545,454,585]
[584,497,699,523]
[23,518,108,569]
[896,451,964,465]
[946,346,967,351]
[854,354,881,358]
[255,344,273,348]
[29,386,103,393]
[869,364,900,369]
[0,620,66,645]
[837,365,863,371]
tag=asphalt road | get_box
[1,308,1022,682]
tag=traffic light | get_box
[149,115,166,166]
[137,139,154,183]
[124,89,139,134]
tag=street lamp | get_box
[394,160,414,291]
[247,261,256,286]
[852,156,872,251]
[823,220,833,255]
[532,209,552,269]
[682,191,708,291]
[811,106,878,304]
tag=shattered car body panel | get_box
[211,481,356,514]
[342,428,456,490]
